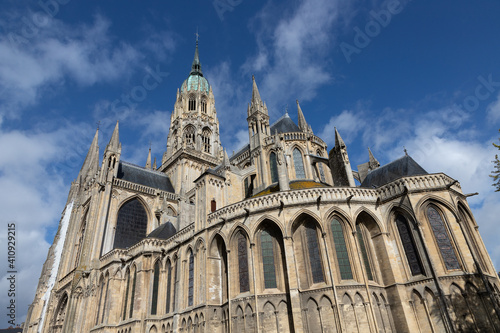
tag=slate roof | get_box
[360,155,428,188]
[230,144,250,163]
[147,222,177,240]
[270,113,300,134]
[117,161,175,192]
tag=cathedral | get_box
[24,42,500,333]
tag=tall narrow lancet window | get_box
[270,152,278,184]
[237,232,250,293]
[427,206,460,270]
[330,219,353,280]
[305,221,324,283]
[166,261,172,313]
[189,97,196,111]
[122,270,130,320]
[201,100,207,113]
[188,251,194,306]
[293,148,306,179]
[317,150,326,182]
[202,128,211,153]
[129,269,137,318]
[396,215,424,276]
[356,224,374,280]
[101,277,110,324]
[96,277,105,325]
[261,229,277,289]
[75,212,87,268]
[151,261,160,315]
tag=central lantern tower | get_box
[159,41,224,195]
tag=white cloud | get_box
[0,13,177,118]
[0,121,94,326]
[319,109,366,147]
[487,92,500,124]
[243,0,347,118]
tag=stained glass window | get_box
[113,199,148,249]
[330,219,353,280]
[129,269,137,318]
[305,221,324,283]
[261,229,277,289]
[270,152,278,183]
[166,261,172,313]
[122,270,130,320]
[151,261,160,315]
[356,224,374,281]
[396,215,424,276]
[293,148,306,179]
[427,206,460,270]
[237,233,250,292]
[188,252,194,306]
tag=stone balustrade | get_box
[113,178,177,201]
[208,173,460,224]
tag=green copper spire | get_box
[190,39,203,77]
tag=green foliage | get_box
[492,130,500,192]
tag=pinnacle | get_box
[296,100,308,132]
[334,127,346,148]
[252,75,262,105]
[108,120,120,150]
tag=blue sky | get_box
[1,0,500,328]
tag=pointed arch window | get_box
[184,126,196,147]
[165,260,172,313]
[237,232,250,293]
[261,229,277,289]
[113,199,148,250]
[101,277,110,324]
[122,270,130,320]
[356,224,374,280]
[427,206,460,270]
[317,150,326,182]
[74,211,87,268]
[188,251,194,306]
[151,261,160,315]
[293,148,306,179]
[305,221,324,283]
[330,219,353,280]
[396,215,424,276]
[129,268,137,318]
[96,277,105,325]
[269,152,278,183]
[201,100,207,113]
[202,128,211,153]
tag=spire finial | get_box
[96,120,100,130]
[195,27,199,43]
[404,146,408,156]
[190,34,203,76]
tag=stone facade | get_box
[24,43,500,333]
